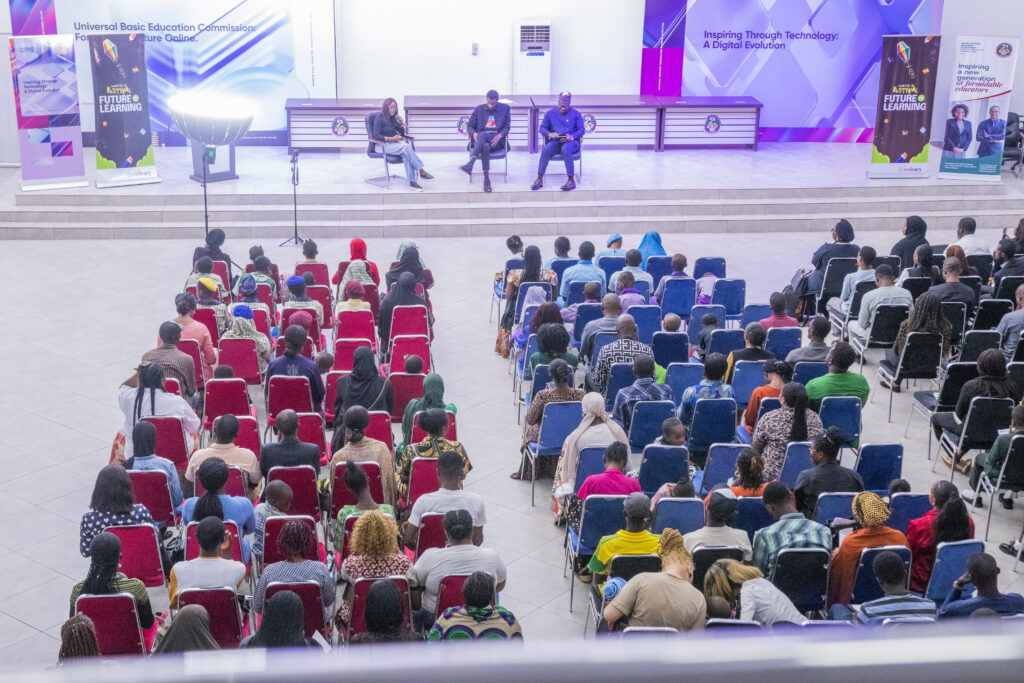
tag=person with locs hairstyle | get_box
[57,614,100,662]
[253,520,334,617]
[751,382,823,482]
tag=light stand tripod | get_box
[280,148,304,247]
[201,145,214,238]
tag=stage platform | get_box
[1,142,1022,239]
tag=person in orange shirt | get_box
[827,491,908,607]
[703,449,768,506]
[742,360,792,436]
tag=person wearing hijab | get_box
[337,280,373,313]
[399,373,457,452]
[378,271,430,345]
[551,390,629,524]
[332,238,381,287]
[807,219,859,293]
[827,491,909,607]
[637,230,667,268]
[396,240,426,266]
[339,259,377,291]
[221,304,272,373]
[241,590,315,649]
[386,245,432,291]
[889,215,928,273]
[331,346,393,449]
[153,605,220,654]
[192,228,233,281]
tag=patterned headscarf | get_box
[852,491,890,528]
[341,259,375,287]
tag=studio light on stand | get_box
[281,148,303,247]
[168,91,255,237]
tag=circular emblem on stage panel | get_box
[583,114,597,134]
[996,42,1013,58]
[331,117,349,136]
[704,114,721,133]
[457,115,470,135]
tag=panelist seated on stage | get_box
[532,91,584,193]
[459,89,510,194]
[373,98,434,190]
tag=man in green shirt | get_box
[805,341,870,412]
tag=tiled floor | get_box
[2,226,1024,668]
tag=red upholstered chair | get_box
[218,339,263,385]
[410,410,457,442]
[261,515,318,569]
[364,284,381,323]
[164,378,181,396]
[295,262,330,287]
[211,261,231,301]
[307,285,334,330]
[75,593,146,655]
[336,310,376,349]
[178,588,245,648]
[185,520,243,562]
[413,512,447,561]
[265,376,313,434]
[333,338,373,371]
[268,466,320,521]
[295,412,329,465]
[202,378,251,431]
[366,411,394,451]
[435,573,493,616]
[388,372,425,423]
[273,335,314,359]
[406,457,439,508]
[141,416,191,472]
[265,581,330,640]
[255,284,277,317]
[128,470,178,528]
[388,335,430,373]
[332,261,351,295]
[195,466,246,498]
[193,307,221,346]
[232,415,261,458]
[176,338,206,389]
[281,308,322,349]
[324,370,348,423]
[345,577,411,642]
[330,461,384,515]
[106,524,165,588]
[253,308,273,341]
[389,305,430,341]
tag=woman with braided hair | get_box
[601,528,707,631]
[253,519,334,617]
[70,532,155,638]
[827,491,909,606]
[57,614,100,662]
[117,361,199,460]
[182,458,255,563]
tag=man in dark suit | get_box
[986,239,1024,298]
[259,409,321,482]
[459,89,510,193]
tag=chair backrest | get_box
[140,416,190,472]
[996,275,1024,301]
[185,520,242,562]
[268,466,320,520]
[591,331,618,366]
[764,327,802,360]
[295,262,330,287]
[700,443,746,495]
[390,335,431,373]
[687,305,727,345]
[178,588,244,648]
[707,328,745,358]
[193,307,220,346]
[734,497,775,542]
[939,302,967,347]
[756,397,781,423]
[536,402,584,453]
[255,283,276,315]
[281,308,322,343]
[597,256,626,286]
[202,378,251,427]
[710,278,745,316]
[846,280,876,320]
[856,443,903,491]
[691,547,744,589]
[128,470,176,527]
[105,524,164,588]
[770,547,830,613]
[645,255,674,288]
[966,254,994,282]
[435,574,483,616]
[1010,363,1024,394]
[607,553,663,582]
[866,304,910,345]
[973,298,1013,331]
[924,539,986,602]
[887,493,933,534]
[740,304,773,328]
[407,457,440,506]
[164,377,181,396]
[526,364,552,410]
[365,411,394,450]
[651,332,690,367]
[333,338,373,372]
[389,372,425,422]
[631,281,651,303]
[307,285,334,328]
[515,282,552,323]
[75,593,145,656]
[851,545,912,604]
[274,334,315,359]
[958,330,1000,363]
[265,581,329,639]
[177,338,206,389]
[819,258,858,301]
[664,362,704,405]
[411,410,457,443]
[901,277,932,302]
[628,402,676,454]
[813,492,856,525]
[693,257,726,279]
[660,278,697,319]
[995,434,1024,489]
[549,258,579,287]
[414,512,447,561]
[792,362,829,385]
[819,396,861,446]
[566,280,601,307]
[650,497,703,535]
[390,305,430,341]
[605,363,636,407]
[194,465,246,498]
[778,441,813,490]
[262,515,318,567]
[336,310,376,345]
[331,461,384,513]
[874,254,900,275]
[574,447,608,494]
[517,334,540,384]
[348,576,412,637]
[959,397,1015,451]
[572,303,604,342]
[324,370,346,422]
[577,495,627,551]
[687,398,738,452]
[267,375,313,417]
[730,360,766,406]
[934,362,980,409]
[218,339,262,384]
[295,412,328,464]
[628,305,661,344]
[638,444,689,495]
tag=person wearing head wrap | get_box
[332,347,393,444]
[378,271,430,345]
[637,231,667,268]
[192,228,233,281]
[396,240,426,267]
[889,215,929,273]
[339,259,377,291]
[533,91,585,192]
[281,274,324,332]
[332,238,381,288]
[399,373,457,452]
[807,219,860,294]
[234,274,273,320]
[827,491,909,607]
[336,280,372,313]
[222,304,272,373]
[153,604,220,654]
[459,89,511,193]
[194,276,232,335]
[596,233,627,262]
[587,313,654,394]
[173,290,218,381]
[385,245,427,291]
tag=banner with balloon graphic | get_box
[88,33,160,187]
[868,34,941,179]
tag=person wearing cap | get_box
[586,492,660,589]
[185,256,228,299]
[281,274,324,332]
[221,304,272,373]
[846,263,913,343]
[195,277,232,335]
[827,491,908,606]
[752,482,832,577]
[683,488,752,561]
[459,89,510,193]
[336,281,372,313]
[596,234,627,262]
[234,275,273,321]
[532,91,585,192]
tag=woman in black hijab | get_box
[386,245,427,290]
[153,605,220,654]
[241,591,315,649]
[890,215,928,273]
[378,271,430,344]
[332,346,393,450]
[191,229,233,281]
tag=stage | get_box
[1,142,1022,239]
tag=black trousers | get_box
[931,411,962,442]
[471,132,501,171]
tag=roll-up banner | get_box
[938,35,1020,182]
[88,33,158,187]
[868,35,941,179]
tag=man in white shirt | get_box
[404,451,486,548]
[847,264,914,341]
[168,517,246,609]
[683,489,752,561]
[950,216,991,257]
[609,249,654,292]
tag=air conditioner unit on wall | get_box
[514,21,551,95]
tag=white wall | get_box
[334,0,643,105]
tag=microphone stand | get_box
[280,149,304,247]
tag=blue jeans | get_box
[538,138,579,177]
[827,603,853,621]
[378,141,424,181]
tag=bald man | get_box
[258,409,321,485]
[580,292,622,364]
[588,313,655,394]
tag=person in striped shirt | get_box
[848,550,937,624]
[752,482,832,577]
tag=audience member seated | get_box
[705,450,768,504]
[662,313,682,333]
[785,316,830,364]
[337,281,372,313]
[725,323,775,382]
[579,293,622,365]
[126,421,183,509]
[898,244,942,286]
[266,325,325,409]
[237,255,278,300]
[513,302,563,365]
[827,492,908,607]
[331,347,393,450]
[235,275,273,321]
[336,511,412,630]
[543,235,573,269]
[381,272,432,350]
[153,605,220,654]
[638,230,666,264]
[615,272,646,308]
[296,239,323,270]
[140,323,198,404]
[334,238,381,288]
[187,415,260,500]
[684,489,752,561]
[168,517,246,609]
[793,428,864,517]
[348,580,423,645]
[603,529,706,632]
[335,462,395,536]
[805,341,870,411]
[254,520,334,617]
[260,409,321,482]
[906,480,974,593]
[611,353,673,432]
[703,558,807,626]
[253,481,292,565]
[185,256,228,299]
[406,451,486,548]
[429,571,523,641]
[886,293,953,374]
[70,533,155,630]
[330,406,398,506]
[928,257,977,314]
[577,443,642,505]
[826,246,875,317]
[529,322,579,373]
[890,215,930,274]
[589,314,653,394]
[222,304,272,373]
[398,409,472,504]
[966,404,1024,510]
[652,417,687,447]
[652,253,689,303]
[195,278,231,335]
[742,360,791,437]
[596,233,627,262]
[752,382,823,482]
[759,292,799,331]
[753,482,832,577]
[411,509,507,631]
[987,238,1024,297]
[609,249,654,292]
[58,614,100,662]
[560,281,602,325]
[950,216,990,257]
[679,352,734,429]
[241,591,316,649]
[587,492,660,590]
[847,264,914,342]
[807,219,859,294]
[997,284,1024,362]
[398,372,455,453]
[80,465,156,557]
[937,552,1024,619]
[282,275,324,331]
[183,458,256,563]
[560,240,607,304]
[191,229,233,281]
[173,293,217,381]
[651,477,695,512]
[840,550,937,624]
[694,313,718,361]
[387,244,434,292]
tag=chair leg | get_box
[887,383,894,423]
[530,456,536,506]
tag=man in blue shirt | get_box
[938,552,1024,619]
[533,91,584,192]
[596,233,627,262]
[459,89,510,193]
[559,240,606,304]
[976,105,1006,158]
[265,324,325,410]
